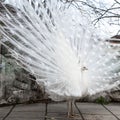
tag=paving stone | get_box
[1,102,120,120]
[47,102,79,113]
[47,102,118,120]
[76,103,111,115]
[6,118,42,120]
[12,103,45,112]
[104,103,120,119]
[0,106,13,119]
[6,103,45,120]
[6,111,44,119]
[46,113,83,119]
[47,102,67,113]
[105,103,120,115]
[83,114,117,120]
[47,103,68,119]
[46,116,82,120]
[47,102,82,119]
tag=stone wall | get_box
[0,55,45,105]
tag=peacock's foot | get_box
[67,114,80,118]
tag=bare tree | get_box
[61,0,120,34]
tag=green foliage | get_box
[95,96,109,105]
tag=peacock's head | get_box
[81,66,88,71]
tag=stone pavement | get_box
[0,102,120,120]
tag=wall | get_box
[0,55,45,105]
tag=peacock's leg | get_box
[67,100,74,118]
[67,100,80,118]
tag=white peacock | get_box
[0,0,120,118]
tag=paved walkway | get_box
[0,102,120,120]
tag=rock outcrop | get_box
[0,56,45,105]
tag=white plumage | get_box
[0,0,120,103]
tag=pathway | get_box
[0,102,120,120]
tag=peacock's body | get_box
[0,0,120,103]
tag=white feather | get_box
[0,0,120,101]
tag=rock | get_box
[0,56,44,105]
[109,89,120,102]
[0,99,7,105]
[7,95,17,104]
[81,91,111,103]
[13,81,30,90]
